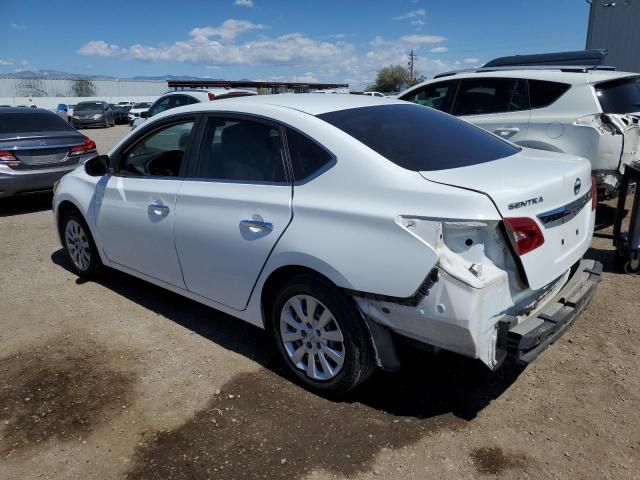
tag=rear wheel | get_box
[270,274,376,395]
[61,212,102,279]
[623,258,640,274]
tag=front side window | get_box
[147,96,173,117]
[401,81,455,112]
[318,104,519,172]
[286,128,333,181]
[119,121,194,177]
[193,117,287,183]
[453,78,526,116]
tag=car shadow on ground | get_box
[595,202,622,232]
[0,193,53,217]
[51,248,523,422]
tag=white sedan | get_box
[52,94,601,394]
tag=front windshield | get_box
[75,102,103,111]
[133,102,151,109]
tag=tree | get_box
[372,64,411,93]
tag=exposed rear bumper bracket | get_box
[498,259,602,365]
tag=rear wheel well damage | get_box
[260,265,401,371]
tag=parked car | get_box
[363,91,387,98]
[0,108,97,197]
[109,104,131,124]
[130,88,257,128]
[71,101,115,128]
[53,94,601,394]
[398,61,640,198]
[127,102,153,124]
[56,103,76,123]
[117,101,135,107]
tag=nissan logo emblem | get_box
[574,178,581,195]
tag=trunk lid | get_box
[420,148,594,290]
[0,132,84,167]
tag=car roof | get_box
[172,93,403,116]
[424,68,637,85]
[0,107,57,114]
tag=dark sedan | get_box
[0,108,97,197]
[71,101,115,128]
[109,104,130,125]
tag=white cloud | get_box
[0,59,13,66]
[392,9,426,20]
[77,40,122,57]
[234,0,254,6]
[10,23,27,30]
[430,46,448,53]
[190,19,266,41]
[410,19,425,28]
[400,34,445,44]
[292,72,319,83]
[463,57,480,64]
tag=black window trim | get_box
[184,112,292,186]
[110,113,203,179]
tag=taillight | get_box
[0,150,20,167]
[503,217,545,256]
[208,92,216,101]
[69,138,97,157]
[591,176,597,210]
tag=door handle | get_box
[493,127,520,136]
[148,204,170,217]
[240,219,273,231]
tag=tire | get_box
[103,118,109,128]
[623,259,640,274]
[269,274,377,395]
[61,211,102,279]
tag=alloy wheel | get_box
[279,294,346,381]
[65,219,91,271]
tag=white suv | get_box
[53,94,601,394]
[399,67,640,197]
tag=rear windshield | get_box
[595,76,640,114]
[0,111,75,135]
[318,104,519,171]
[75,102,103,111]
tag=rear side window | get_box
[401,81,456,112]
[528,80,570,109]
[452,78,528,116]
[0,111,74,134]
[286,128,333,181]
[318,104,519,172]
[595,76,640,114]
[193,117,287,183]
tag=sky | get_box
[0,0,591,88]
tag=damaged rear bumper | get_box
[498,259,602,364]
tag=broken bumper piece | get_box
[499,259,602,364]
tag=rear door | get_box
[451,77,531,144]
[174,115,293,310]
[95,117,198,287]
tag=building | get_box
[586,0,640,73]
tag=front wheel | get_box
[270,274,377,395]
[61,212,102,279]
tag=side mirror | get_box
[140,111,150,118]
[84,155,109,177]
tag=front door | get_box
[174,116,293,310]
[95,119,197,287]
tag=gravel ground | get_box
[0,125,638,479]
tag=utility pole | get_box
[408,49,416,83]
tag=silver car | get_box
[0,108,97,198]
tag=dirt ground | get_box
[0,125,638,479]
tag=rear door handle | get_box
[240,219,273,231]
[493,127,520,136]
[148,204,170,217]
